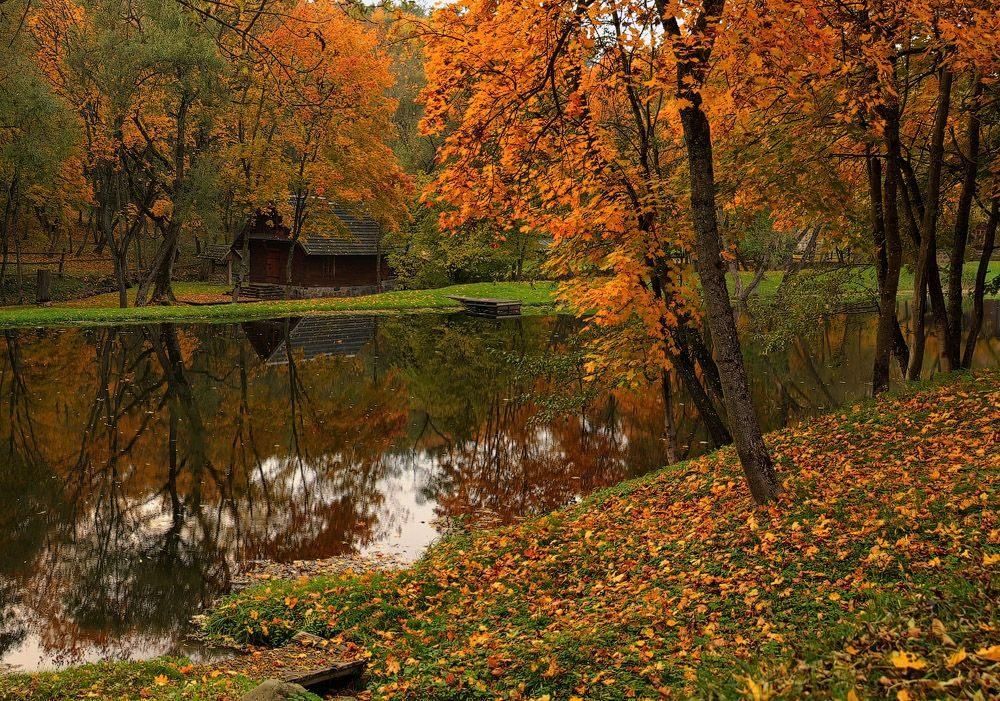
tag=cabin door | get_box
[263,245,284,283]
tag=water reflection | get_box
[0,303,997,671]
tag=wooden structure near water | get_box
[449,296,522,318]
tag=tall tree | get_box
[420,0,795,503]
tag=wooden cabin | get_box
[196,243,241,284]
[231,205,393,299]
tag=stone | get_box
[240,679,320,701]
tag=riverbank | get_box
[0,262,996,329]
[0,281,558,328]
[203,371,999,699]
[4,370,994,699]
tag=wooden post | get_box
[36,269,51,304]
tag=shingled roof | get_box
[236,202,383,257]
[197,243,240,264]
[298,205,381,256]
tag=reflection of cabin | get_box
[231,205,394,299]
[196,243,241,284]
[242,316,377,365]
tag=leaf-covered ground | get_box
[200,371,999,700]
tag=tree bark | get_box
[872,105,905,395]
[950,79,981,368]
[867,152,909,375]
[679,102,778,503]
[963,199,998,367]
[907,69,952,379]
[670,328,732,449]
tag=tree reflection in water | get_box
[0,304,996,670]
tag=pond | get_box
[1,302,998,671]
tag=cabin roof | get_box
[197,243,240,264]
[299,206,381,256]
[235,202,383,257]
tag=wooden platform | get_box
[449,296,522,318]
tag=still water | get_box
[1,304,997,670]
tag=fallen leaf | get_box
[976,645,1000,662]
[946,649,967,668]
[888,650,927,670]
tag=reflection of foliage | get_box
[746,267,871,352]
[501,330,599,421]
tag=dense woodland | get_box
[1,0,999,502]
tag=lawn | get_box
[0,261,996,328]
[0,657,257,701]
[735,261,1000,298]
[0,281,559,328]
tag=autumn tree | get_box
[216,1,410,300]
[419,0,819,502]
[0,0,77,302]
[796,0,1000,391]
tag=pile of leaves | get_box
[203,372,999,700]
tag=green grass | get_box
[0,281,559,328]
[0,658,256,700]
[0,260,996,329]
[736,261,1000,298]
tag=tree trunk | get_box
[136,224,179,306]
[950,79,981,368]
[670,329,732,449]
[872,106,905,394]
[963,199,998,367]
[680,102,778,504]
[660,370,678,465]
[907,69,952,380]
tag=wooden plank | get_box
[448,295,522,318]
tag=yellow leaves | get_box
[888,650,927,671]
[742,676,771,700]
[945,649,967,668]
[984,553,1000,566]
[385,656,402,674]
[152,674,169,687]
[976,645,1000,662]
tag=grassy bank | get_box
[2,371,997,699]
[188,371,996,700]
[736,261,1000,298]
[0,262,996,328]
[0,657,257,700]
[0,281,558,328]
